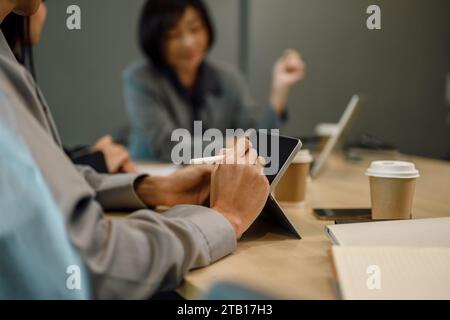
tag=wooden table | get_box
[174,152,450,300]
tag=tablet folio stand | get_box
[260,194,302,239]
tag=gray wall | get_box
[246,0,450,159]
[35,0,450,158]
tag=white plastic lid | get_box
[366,161,420,179]
[315,123,339,137]
[293,149,313,164]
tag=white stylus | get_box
[189,155,226,165]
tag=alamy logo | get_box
[366,5,381,30]
[66,265,82,290]
[66,5,81,30]
[366,265,381,290]
[170,122,280,175]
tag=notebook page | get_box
[332,246,450,300]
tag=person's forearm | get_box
[211,204,241,238]
[135,176,241,237]
[76,165,147,210]
[70,200,237,299]
[134,175,172,208]
[270,86,290,115]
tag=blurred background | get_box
[34,0,450,159]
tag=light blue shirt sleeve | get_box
[0,116,91,299]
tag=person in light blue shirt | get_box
[0,103,91,300]
[124,0,306,161]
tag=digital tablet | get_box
[248,131,302,190]
[247,131,303,238]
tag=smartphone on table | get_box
[313,208,371,221]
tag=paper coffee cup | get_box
[275,150,313,203]
[366,161,420,220]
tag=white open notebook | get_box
[331,246,450,300]
[326,217,450,247]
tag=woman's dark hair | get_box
[139,0,215,69]
[0,13,36,77]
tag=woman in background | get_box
[124,0,305,161]
[1,2,137,174]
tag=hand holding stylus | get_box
[209,138,270,239]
